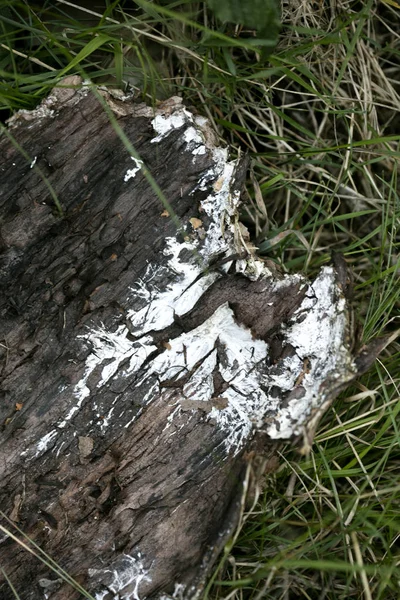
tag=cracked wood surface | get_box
[0,80,384,600]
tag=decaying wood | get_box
[0,77,384,600]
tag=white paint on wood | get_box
[31,103,353,461]
[262,266,355,439]
[151,111,188,143]
[35,430,58,454]
[182,126,207,155]
[127,238,219,334]
[128,267,353,450]
[124,156,144,181]
[90,554,151,600]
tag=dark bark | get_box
[0,78,386,600]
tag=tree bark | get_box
[0,77,384,600]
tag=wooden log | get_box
[0,77,384,600]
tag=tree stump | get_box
[0,77,385,600]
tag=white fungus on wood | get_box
[89,554,151,600]
[124,157,144,181]
[30,101,354,465]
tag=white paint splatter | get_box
[151,112,188,143]
[30,104,353,461]
[150,303,269,453]
[90,554,151,600]
[33,328,156,456]
[100,405,116,430]
[263,266,355,439]
[132,267,353,450]
[182,127,206,155]
[124,157,144,182]
[72,326,156,405]
[151,109,207,158]
[127,238,220,334]
[36,430,58,454]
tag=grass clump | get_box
[1,1,399,598]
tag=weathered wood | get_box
[0,78,383,600]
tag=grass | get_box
[1,0,400,598]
